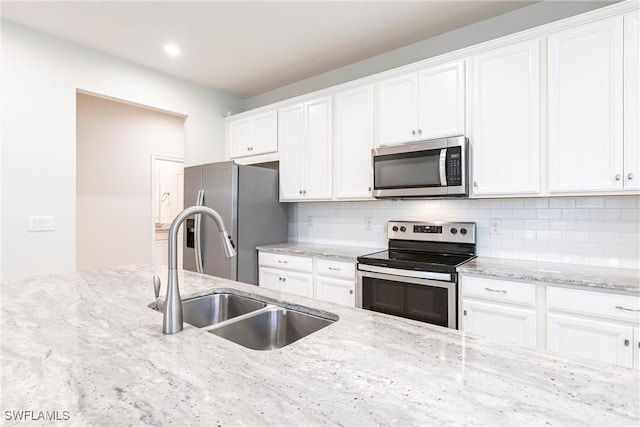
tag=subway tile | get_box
[621,209,640,221]
[524,240,549,251]
[537,230,562,241]
[524,199,548,208]
[589,231,620,243]
[476,199,502,208]
[538,252,563,263]
[605,243,638,257]
[621,257,640,269]
[501,199,524,208]
[548,241,576,252]
[513,229,536,240]
[619,232,639,245]
[549,198,575,208]
[575,242,605,256]
[502,219,525,229]
[537,209,562,220]
[562,209,590,220]
[490,208,513,218]
[605,221,639,233]
[512,250,537,261]
[549,220,576,231]
[469,208,491,219]
[513,209,536,219]
[561,254,592,266]
[562,230,590,242]
[575,197,605,208]
[577,220,607,231]
[525,219,549,230]
[589,208,620,220]
[605,197,637,208]
[590,256,622,268]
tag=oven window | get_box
[361,277,450,327]
[374,150,441,189]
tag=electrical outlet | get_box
[308,215,314,229]
[364,217,373,231]
[490,219,501,235]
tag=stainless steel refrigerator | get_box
[183,161,287,285]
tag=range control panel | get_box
[387,221,476,244]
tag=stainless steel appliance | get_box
[183,161,287,285]
[371,136,468,198]
[357,220,476,329]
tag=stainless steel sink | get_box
[152,293,266,328]
[150,289,336,350]
[207,307,334,350]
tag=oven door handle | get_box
[439,148,447,186]
[357,264,452,282]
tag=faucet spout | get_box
[162,205,236,334]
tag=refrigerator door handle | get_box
[194,189,205,273]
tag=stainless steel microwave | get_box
[371,136,468,198]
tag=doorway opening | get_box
[152,156,184,273]
[76,92,185,272]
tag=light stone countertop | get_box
[1,265,638,426]
[256,242,383,263]
[459,257,640,294]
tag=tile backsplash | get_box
[290,196,640,269]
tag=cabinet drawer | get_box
[258,252,313,272]
[547,286,640,323]
[316,259,355,280]
[462,275,536,307]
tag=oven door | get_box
[357,267,457,329]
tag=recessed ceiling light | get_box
[163,43,181,57]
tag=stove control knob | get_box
[392,226,399,232]
[460,228,467,235]
[450,228,458,234]
[400,226,406,232]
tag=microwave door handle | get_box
[439,148,447,186]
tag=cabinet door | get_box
[278,104,304,200]
[316,276,355,307]
[547,313,634,368]
[548,17,624,193]
[635,327,640,370]
[251,110,278,156]
[303,96,333,200]
[377,72,418,146]
[624,12,640,191]
[469,39,541,196]
[418,60,465,140]
[463,299,537,347]
[282,271,314,298]
[228,118,252,158]
[259,267,283,291]
[335,84,374,199]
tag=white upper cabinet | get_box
[548,17,624,193]
[228,110,277,159]
[377,60,465,146]
[468,39,541,196]
[624,12,640,191]
[279,96,333,201]
[334,84,374,199]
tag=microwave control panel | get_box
[446,146,463,186]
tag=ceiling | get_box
[1,1,536,98]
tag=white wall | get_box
[243,1,613,109]
[76,93,184,272]
[293,196,640,270]
[1,21,243,280]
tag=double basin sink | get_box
[151,290,337,350]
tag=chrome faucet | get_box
[161,205,236,334]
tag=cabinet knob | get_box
[277,260,288,264]
[282,277,286,282]
[328,267,341,271]
[615,305,640,312]
[463,310,467,316]
[629,173,634,180]
[368,187,372,192]
[417,129,422,136]
[303,190,307,195]
[615,174,621,181]
[485,287,507,294]
[412,130,416,136]
[299,190,303,195]
[473,182,478,188]
[349,290,353,294]
[624,339,630,347]
[278,277,283,281]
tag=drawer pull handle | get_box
[349,290,354,294]
[328,267,341,271]
[624,339,630,347]
[615,306,640,312]
[278,260,288,264]
[484,287,507,294]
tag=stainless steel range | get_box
[357,221,476,329]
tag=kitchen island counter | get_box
[1,265,638,426]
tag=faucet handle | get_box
[153,275,161,299]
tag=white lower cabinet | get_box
[463,300,537,347]
[546,285,640,369]
[547,313,634,368]
[258,251,356,307]
[461,275,538,348]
